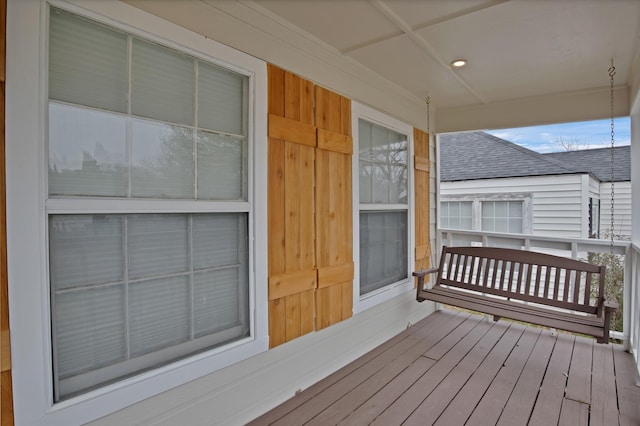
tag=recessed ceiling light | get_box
[451,59,467,68]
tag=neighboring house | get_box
[439,132,631,239]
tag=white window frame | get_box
[6,1,268,424]
[439,194,532,234]
[351,102,415,314]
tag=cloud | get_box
[485,117,630,153]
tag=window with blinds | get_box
[358,119,409,296]
[48,8,251,401]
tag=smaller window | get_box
[441,201,473,230]
[589,198,600,238]
[482,201,523,233]
[358,119,409,296]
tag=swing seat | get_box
[414,246,618,343]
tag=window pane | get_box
[495,201,508,217]
[483,202,495,217]
[54,285,126,379]
[49,215,124,289]
[49,8,127,113]
[509,218,523,233]
[197,131,246,200]
[50,213,249,400]
[360,211,407,295]
[131,39,194,126]
[461,201,473,217]
[198,62,246,135]
[194,269,241,337]
[131,120,195,198]
[358,119,407,204]
[509,201,523,217]
[193,214,244,269]
[128,214,189,279]
[49,103,128,196]
[129,276,190,356]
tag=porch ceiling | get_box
[123,0,640,131]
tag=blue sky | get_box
[485,117,631,154]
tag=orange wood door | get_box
[267,65,316,347]
[414,128,431,274]
[314,86,353,330]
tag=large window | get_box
[48,8,252,401]
[356,108,412,301]
[440,197,529,234]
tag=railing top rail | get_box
[440,228,631,249]
[438,228,632,254]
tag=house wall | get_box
[440,174,587,238]
[4,1,436,425]
[600,181,632,239]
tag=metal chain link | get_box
[426,96,431,136]
[609,60,615,251]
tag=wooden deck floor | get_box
[249,309,640,426]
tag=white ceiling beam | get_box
[437,85,630,133]
[368,0,488,104]
[342,1,509,56]
[413,0,510,32]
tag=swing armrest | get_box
[413,268,440,301]
[603,298,619,313]
[412,268,440,279]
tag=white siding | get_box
[600,181,632,239]
[441,174,586,238]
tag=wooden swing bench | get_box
[413,246,618,343]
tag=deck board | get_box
[432,322,526,425]
[404,321,510,425]
[370,318,492,425]
[250,309,640,426]
[614,345,640,425]
[528,332,574,425]
[565,335,594,403]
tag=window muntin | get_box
[48,7,251,401]
[358,118,409,296]
[481,200,523,233]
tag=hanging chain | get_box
[609,60,616,251]
[426,96,431,136]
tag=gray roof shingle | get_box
[439,131,630,182]
[543,146,630,182]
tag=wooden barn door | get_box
[267,66,353,346]
[314,86,353,330]
[414,128,431,272]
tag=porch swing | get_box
[413,62,619,344]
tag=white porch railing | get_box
[630,243,640,383]
[437,229,633,348]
